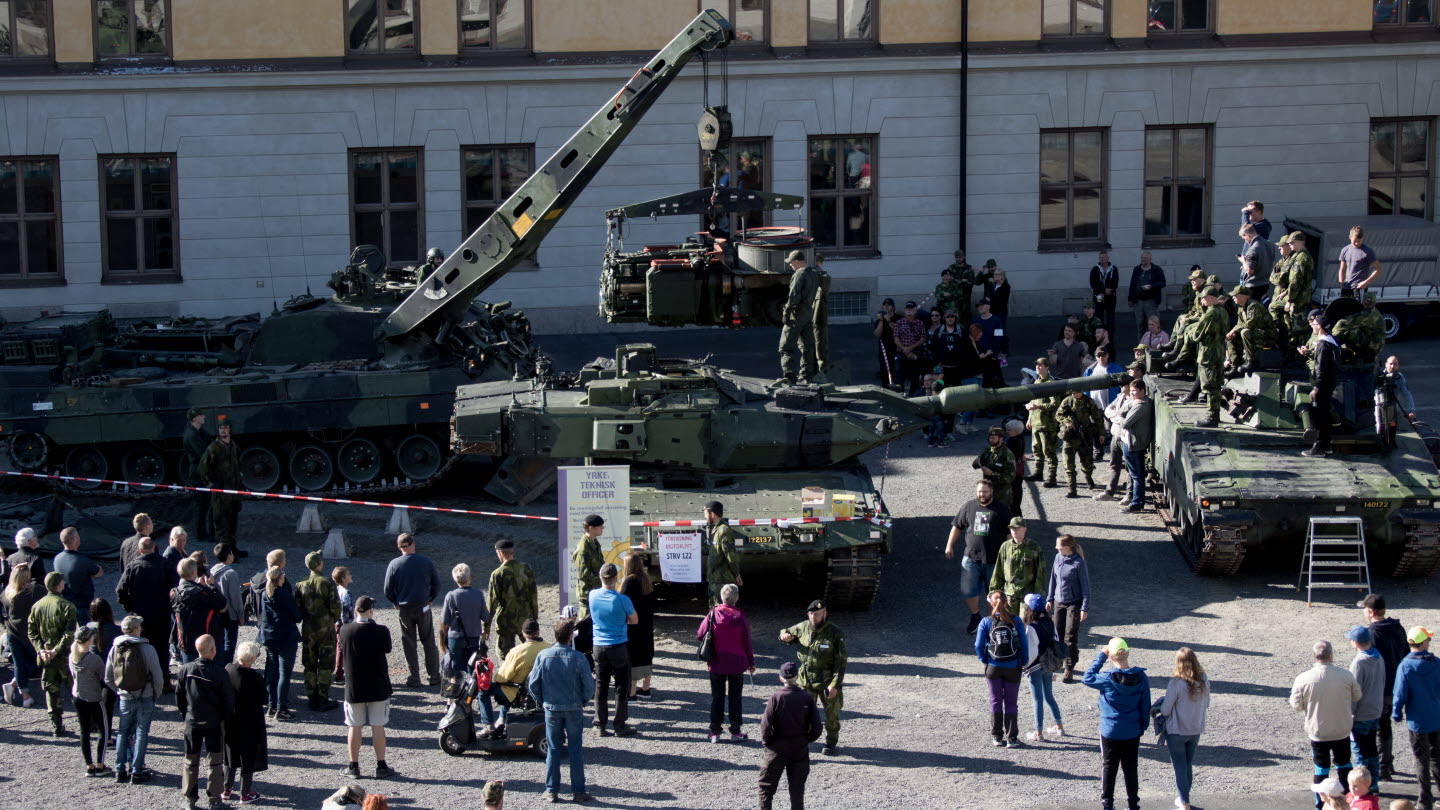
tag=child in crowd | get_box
[331,566,355,684]
[69,625,110,776]
[1346,767,1378,810]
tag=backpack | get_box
[113,641,148,692]
[986,619,1019,663]
[243,577,264,624]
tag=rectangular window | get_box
[346,0,418,55]
[459,0,527,51]
[1,1,51,58]
[1038,129,1106,248]
[700,138,770,233]
[809,0,875,43]
[1374,0,1433,26]
[101,154,177,281]
[1369,119,1433,218]
[703,0,766,44]
[0,157,60,283]
[828,290,869,318]
[1043,0,1107,36]
[351,149,424,266]
[1143,126,1211,243]
[461,145,534,265]
[1148,0,1211,33]
[808,136,875,253]
[94,0,168,58]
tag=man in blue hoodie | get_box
[1083,637,1151,810]
[1393,626,1440,810]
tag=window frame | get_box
[460,143,536,269]
[349,148,426,269]
[457,0,531,54]
[827,290,870,318]
[1042,0,1110,38]
[807,134,878,256]
[343,0,421,58]
[1373,0,1435,28]
[1146,0,1213,35]
[1037,127,1109,252]
[1141,125,1213,248]
[0,156,62,287]
[807,0,878,45]
[1367,117,1434,219]
[702,0,769,47]
[99,152,180,284]
[92,0,172,61]
[699,137,773,234]
[1,1,54,61]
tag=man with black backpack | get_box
[173,557,229,666]
[104,614,164,784]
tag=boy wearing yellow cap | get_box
[1392,626,1440,809]
[1082,638,1151,810]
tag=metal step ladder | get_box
[1298,517,1372,607]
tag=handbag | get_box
[697,607,717,663]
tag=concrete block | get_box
[387,507,414,535]
[297,503,325,533]
[322,528,350,559]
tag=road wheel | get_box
[289,444,334,491]
[439,728,467,756]
[336,437,383,485]
[1381,310,1402,341]
[8,432,48,470]
[64,446,108,489]
[121,447,167,489]
[240,446,282,492]
[395,434,443,481]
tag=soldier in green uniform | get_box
[1023,358,1061,488]
[704,501,741,606]
[1056,390,1104,497]
[28,571,76,735]
[1191,287,1230,427]
[1163,273,1222,369]
[1225,285,1279,375]
[972,426,1015,496]
[1282,232,1317,348]
[182,408,212,541]
[197,416,243,548]
[989,517,1047,614]
[944,251,979,326]
[778,251,821,386]
[934,266,965,326]
[294,550,341,711]
[571,514,606,620]
[807,253,832,383]
[485,538,538,659]
[1267,234,1295,352]
[1334,291,1386,368]
[779,599,846,756]
[1076,303,1102,350]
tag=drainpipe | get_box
[959,0,968,251]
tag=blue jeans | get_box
[544,709,586,794]
[1122,444,1145,507]
[219,619,240,665]
[263,640,298,711]
[960,557,995,601]
[1028,670,1061,730]
[1166,733,1200,803]
[69,601,91,625]
[4,632,36,691]
[115,695,155,772]
[478,682,513,726]
[1351,718,1380,792]
[446,636,479,676]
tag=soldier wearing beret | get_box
[197,417,243,549]
[183,408,212,542]
[486,539,538,660]
[295,550,341,711]
[777,250,821,386]
[705,501,742,607]
[779,600,846,755]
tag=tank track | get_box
[1156,493,1247,576]
[822,545,883,611]
[1389,523,1440,578]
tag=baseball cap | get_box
[904,301,917,308]
[1134,343,1149,351]
[780,661,799,679]
[1311,778,1345,797]
[1344,625,1372,645]
[785,250,806,262]
[1023,593,1044,612]
[1187,268,1206,280]
[186,407,204,419]
[1107,637,1129,656]
[1289,230,1306,242]
[882,297,895,306]
[75,625,95,644]
[1229,285,1251,298]
[1275,233,1291,246]
[806,599,825,612]
[1200,286,1219,298]
[1009,516,1026,528]
[1408,626,1434,645]
[1358,593,1386,611]
[984,259,997,268]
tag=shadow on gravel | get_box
[841,744,1077,778]
[1115,636,1272,659]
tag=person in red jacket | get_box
[697,583,755,743]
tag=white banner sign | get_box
[658,531,703,584]
[556,465,631,610]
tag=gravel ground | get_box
[1,319,1438,810]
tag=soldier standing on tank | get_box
[779,600,846,756]
[1191,287,1229,428]
[572,515,605,620]
[198,417,243,549]
[1375,356,1418,451]
[294,550,340,712]
[705,501,742,607]
[1056,390,1103,497]
[486,538,538,660]
[1225,285,1279,376]
[1283,232,1317,348]
[973,427,1016,499]
[807,253,832,383]
[1335,291,1386,369]
[1024,358,1061,488]
[1268,235,1296,351]
[183,409,212,542]
[777,251,820,386]
[934,267,964,327]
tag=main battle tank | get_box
[451,344,1126,610]
[0,246,539,494]
[1145,297,1440,577]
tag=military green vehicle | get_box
[0,245,539,493]
[452,344,1126,610]
[1145,301,1440,577]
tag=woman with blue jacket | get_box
[975,589,1028,748]
[257,566,301,721]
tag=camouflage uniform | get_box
[974,442,1016,495]
[1335,299,1385,367]
[1227,296,1278,369]
[183,418,212,539]
[1056,393,1104,491]
[1076,313,1102,350]
[934,277,966,322]
[1283,249,1316,344]
[1025,369,1061,483]
[27,589,76,731]
[198,434,243,546]
[571,534,603,620]
[806,267,832,379]
[779,618,846,748]
[1170,275,1223,364]
[989,537,1049,614]
[706,520,740,606]
[485,558,538,659]
[1267,244,1294,348]
[295,554,341,706]
[947,261,979,325]
[778,263,821,383]
[1192,293,1230,423]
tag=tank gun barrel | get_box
[927,372,1130,417]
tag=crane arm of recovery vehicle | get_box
[378,9,734,343]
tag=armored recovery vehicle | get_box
[452,344,1126,610]
[0,248,539,493]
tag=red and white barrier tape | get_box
[0,469,892,529]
